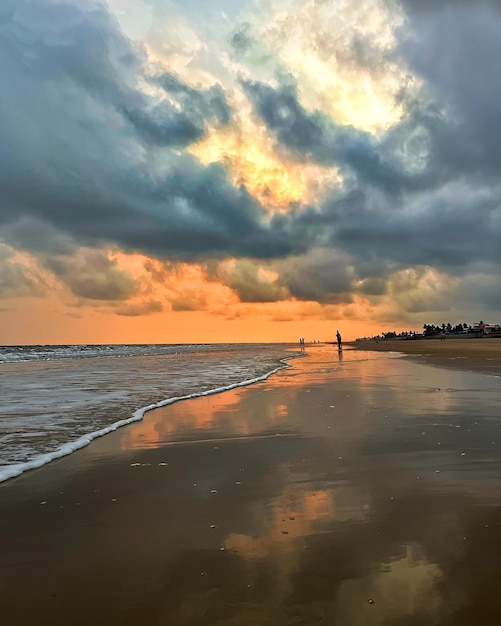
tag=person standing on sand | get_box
[336,330,342,349]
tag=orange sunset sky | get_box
[1,0,501,344]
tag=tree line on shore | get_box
[356,321,501,341]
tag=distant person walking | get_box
[336,330,342,350]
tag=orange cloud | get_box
[0,246,398,344]
[189,102,341,211]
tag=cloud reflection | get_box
[104,349,501,622]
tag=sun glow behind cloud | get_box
[247,0,409,133]
[189,108,341,210]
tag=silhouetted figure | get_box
[336,330,342,350]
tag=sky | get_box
[2,0,501,344]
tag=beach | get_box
[3,344,501,625]
[349,337,501,377]
[0,343,296,481]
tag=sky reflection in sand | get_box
[114,347,501,623]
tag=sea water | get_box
[0,343,299,482]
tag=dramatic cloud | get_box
[0,244,47,299]
[2,0,501,339]
[0,0,300,262]
[242,79,433,193]
[277,249,355,304]
[125,73,231,147]
[398,2,501,178]
[42,248,138,301]
[209,259,287,303]
[0,259,43,299]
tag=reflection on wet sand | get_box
[120,381,296,450]
[119,350,501,623]
[225,481,371,563]
[4,347,501,625]
[336,543,443,625]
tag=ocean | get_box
[0,343,300,483]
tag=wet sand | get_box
[3,346,501,625]
[349,337,501,377]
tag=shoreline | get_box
[347,337,501,376]
[0,355,296,485]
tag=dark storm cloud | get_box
[123,105,204,148]
[278,249,354,304]
[397,2,501,177]
[462,277,501,311]
[0,0,229,150]
[124,74,231,147]
[0,0,302,262]
[43,248,137,300]
[157,73,231,126]
[315,0,501,276]
[239,3,501,288]
[275,251,394,304]
[304,183,501,271]
[208,259,286,303]
[242,80,433,193]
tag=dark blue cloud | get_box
[397,2,501,176]
[0,0,303,261]
[124,74,231,148]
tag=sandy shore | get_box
[3,345,501,625]
[348,337,501,376]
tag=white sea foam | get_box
[0,348,295,482]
